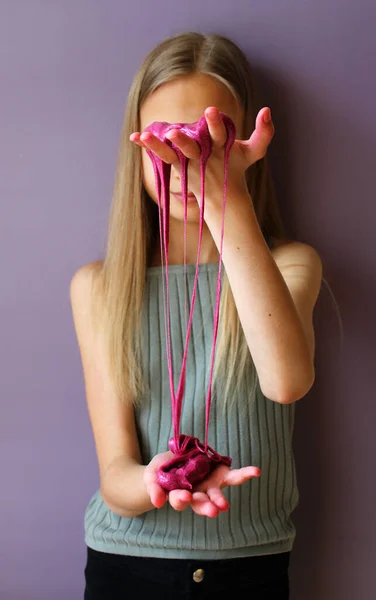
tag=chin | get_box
[169,206,201,224]
[147,192,202,224]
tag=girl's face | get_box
[139,73,244,223]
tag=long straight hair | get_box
[91,32,287,406]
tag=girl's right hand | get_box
[143,451,194,512]
[143,452,260,518]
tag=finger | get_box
[129,132,144,146]
[191,492,220,518]
[237,107,274,164]
[165,129,201,159]
[222,466,261,487]
[147,481,167,509]
[206,487,230,511]
[168,489,192,511]
[139,132,179,164]
[204,106,228,148]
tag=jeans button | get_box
[193,568,205,583]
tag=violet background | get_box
[1,1,375,598]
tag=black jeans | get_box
[84,546,290,599]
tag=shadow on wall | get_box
[251,63,371,599]
[291,288,343,600]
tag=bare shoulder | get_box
[270,237,322,274]
[270,237,323,319]
[69,260,106,372]
[269,238,323,364]
[70,260,104,300]
[69,260,104,326]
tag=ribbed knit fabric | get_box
[84,257,299,559]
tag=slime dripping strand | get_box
[145,118,210,445]
[145,113,236,491]
[173,124,211,443]
[204,131,233,450]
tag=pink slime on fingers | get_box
[144,113,236,492]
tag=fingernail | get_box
[263,108,271,123]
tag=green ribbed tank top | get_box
[84,258,299,559]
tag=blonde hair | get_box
[92,32,291,406]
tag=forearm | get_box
[204,193,313,403]
[100,455,154,518]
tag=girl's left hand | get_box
[130,106,275,206]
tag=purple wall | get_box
[1,1,375,598]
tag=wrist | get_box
[203,190,255,223]
[101,457,154,518]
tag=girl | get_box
[70,32,322,599]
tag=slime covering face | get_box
[144,113,236,491]
[140,73,243,230]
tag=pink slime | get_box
[144,113,236,491]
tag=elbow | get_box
[276,382,314,404]
[100,484,143,519]
[262,367,315,405]
[101,488,142,519]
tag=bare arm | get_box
[204,198,323,404]
[70,263,157,518]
